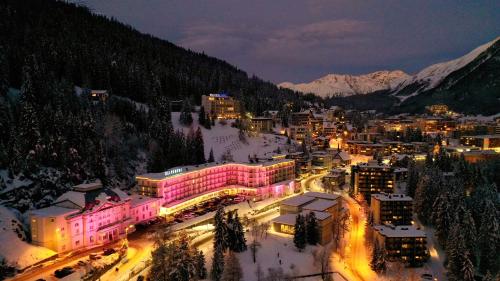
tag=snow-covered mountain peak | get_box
[278,70,409,98]
[393,37,500,101]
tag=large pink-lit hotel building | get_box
[136,159,296,215]
[30,159,296,253]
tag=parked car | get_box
[77,260,87,266]
[103,248,116,256]
[54,267,74,278]
[137,276,145,281]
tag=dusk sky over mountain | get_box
[80,0,499,83]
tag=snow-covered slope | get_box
[278,70,409,98]
[0,206,56,268]
[392,37,500,101]
[171,112,289,162]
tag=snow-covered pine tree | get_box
[199,106,206,127]
[478,199,499,274]
[211,243,225,281]
[180,99,193,126]
[232,212,247,252]
[305,212,319,245]
[431,191,454,248]
[214,205,229,251]
[221,251,243,281]
[195,250,207,279]
[406,159,419,197]
[294,214,306,251]
[194,127,206,164]
[208,148,215,162]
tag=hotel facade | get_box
[201,93,241,119]
[136,159,296,215]
[30,182,160,253]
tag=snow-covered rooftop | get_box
[130,194,160,207]
[30,206,79,217]
[271,210,331,225]
[303,191,340,201]
[280,195,315,207]
[373,225,426,238]
[302,199,338,212]
[137,159,294,181]
[371,193,412,202]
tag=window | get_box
[50,218,55,223]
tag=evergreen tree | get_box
[214,205,229,251]
[211,243,225,281]
[293,214,306,251]
[205,115,212,129]
[305,212,319,245]
[478,199,499,274]
[180,99,193,126]
[370,242,386,273]
[406,159,419,197]
[231,212,247,252]
[208,148,215,162]
[194,127,206,164]
[195,250,207,279]
[221,251,243,281]
[199,106,206,127]
[414,167,443,225]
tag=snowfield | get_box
[0,206,56,269]
[279,70,409,98]
[171,112,288,162]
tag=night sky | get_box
[80,0,500,83]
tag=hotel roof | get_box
[30,205,80,217]
[373,225,426,238]
[136,159,294,180]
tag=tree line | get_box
[408,149,500,280]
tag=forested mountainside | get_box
[0,0,315,212]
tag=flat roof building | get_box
[351,160,396,202]
[371,193,413,226]
[373,225,428,266]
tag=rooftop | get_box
[371,193,412,202]
[30,205,80,217]
[304,191,340,201]
[373,225,426,238]
[302,199,338,212]
[280,195,315,207]
[271,210,331,225]
[461,134,500,139]
[136,159,294,180]
[130,194,160,206]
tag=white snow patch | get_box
[0,206,56,268]
[171,112,287,162]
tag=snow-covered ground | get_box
[171,112,288,162]
[0,170,33,195]
[199,231,347,281]
[0,206,56,269]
